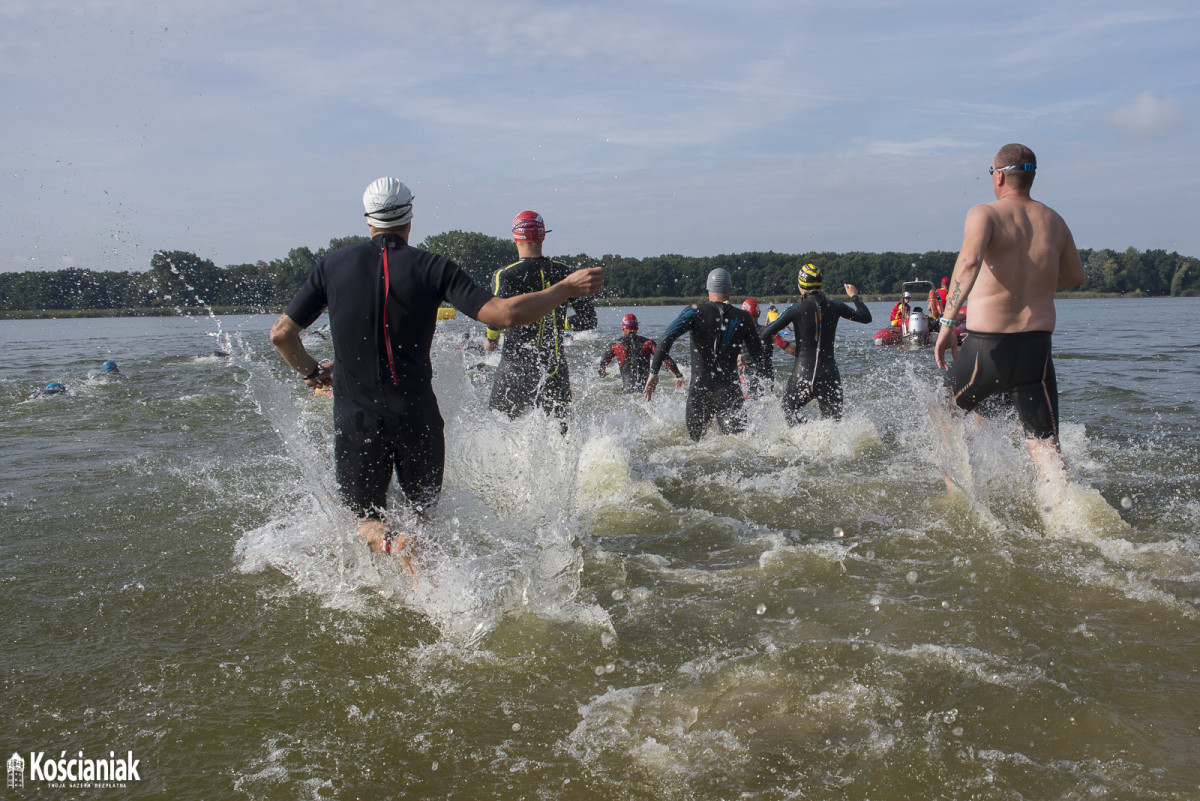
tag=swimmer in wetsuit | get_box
[935,144,1084,481]
[485,211,598,424]
[598,313,684,394]
[643,268,764,441]
[270,180,603,563]
[738,297,791,398]
[759,263,872,425]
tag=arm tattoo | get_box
[946,280,963,310]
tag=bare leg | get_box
[1027,436,1068,486]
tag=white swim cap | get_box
[363,177,414,228]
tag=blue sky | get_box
[2,0,1197,274]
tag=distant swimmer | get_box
[644,268,764,440]
[934,143,1084,483]
[739,297,789,398]
[484,211,598,428]
[89,360,123,381]
[759,263,872,424]
[270,179,603,567]
[41,382,68,396]
[598,313,684,394]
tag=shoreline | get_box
[0,292,1184,320]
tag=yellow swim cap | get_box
[797,263,822,290]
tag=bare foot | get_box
[357,519,416,576]
[357,519,390,552]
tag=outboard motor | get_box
[908,310,930,345]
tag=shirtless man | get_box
[934,144,1084,475]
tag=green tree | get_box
[150,250,222,306]
[420,230,517,287]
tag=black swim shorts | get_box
[948,330,1059,440]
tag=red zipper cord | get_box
[381,245,400,385]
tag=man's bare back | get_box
[959,197,1081,333]
[936,146,1083,369]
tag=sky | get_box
[2,0,1198,274]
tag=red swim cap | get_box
[621,313,638,329]
[741,298,759,317]
[941,276,950,285]
[512,210,548,242]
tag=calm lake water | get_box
[1,298,1198,800]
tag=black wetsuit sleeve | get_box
[654,340,683,377]
[559,263,598,331]
[738,315,764,358]
[838,296,872,324]
[441,260,494,321]
[284,263,329,329]
[760,304,798,344]
[598,343,617,369]
[650,307,695,373]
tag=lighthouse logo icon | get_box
[7,752,24,789]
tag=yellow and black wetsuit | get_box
[486,257,597,420]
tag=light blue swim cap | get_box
[101,360,119,373]
[44,382,66,394]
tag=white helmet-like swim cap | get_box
[363,177,414,228]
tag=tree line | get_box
[1,231,1197,313]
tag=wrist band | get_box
[303,364,322,381]
[937,317,957,327]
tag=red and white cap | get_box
[512,210,550,242]
[741,298,760,317]
[621,313,638,330]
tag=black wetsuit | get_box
[761,293,872,424]
[598,332,682,394]
[486,258,597,420]
[741,322,778,398]
[650,302,763,440]
[947,330,1059,440]
[285,233,493,516]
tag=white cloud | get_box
[1107,92,1187,139]
[3,1,1200,272]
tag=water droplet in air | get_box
[833,527,845,538]
[611,589,625,601]
[512,723,521,732]
[1120,496,1133,509]
[756,603,767,616]
[905,570,919,585]
[952,726,964,737]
